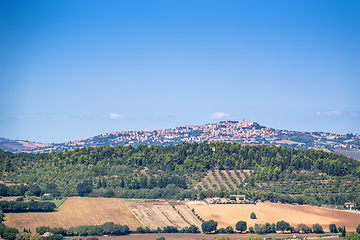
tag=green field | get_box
[50,198,66,208]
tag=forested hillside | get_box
[1,142,359,208]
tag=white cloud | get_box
[350,112,360,118]
[316,111,342,116]
[211,112,230,119]
[109,113,122,119]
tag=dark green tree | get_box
[250,212,256,219]
[329,224,338,234]
[296,223,310,233]
[2,227,19,240]
[102,222,117,235]
[0,210,4,223]
[342,226,347,237]
[357,224,360,234]
[225,226,234,233]
[276,220,291,233]
[312,223,324,233]
[235,221,247,233]
[76,180,93,197]
[187,225,200,233]
[43,234,63,240]
[162,226,179,233]
[36,226,51,235]
[50,227,67,236]
[201,220,218,233]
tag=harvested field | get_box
[4,197,142,231]
[124,199,201,230]
[173,204,201,228]
[188,201,360,231]
[5,198,200,232]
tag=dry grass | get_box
[187,201,360,231]
[173,204,202,228]
[4,197,201,232]
[123,199,200,230]
[4,197,142,231]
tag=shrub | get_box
[180,225,200,233]
[344,232,360,240]
[162,226,179,233]
[312,223,324,233]
[201,220,218,233]
[43,234,63,240]
[36,226,51,235]
[329,224,338,233]
[276,220,291,232]
[296,223,310,233]
[250,212,256,219]
[2,227,19,240]
[248,236,262,240]
[50,227,67,236]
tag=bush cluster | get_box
[0,201,56,213]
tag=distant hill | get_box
[1,120,360,159]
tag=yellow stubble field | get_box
[4,197,201,232]
[187,201,360,231]
[4,197,142,231]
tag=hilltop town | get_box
[1,121,359,160]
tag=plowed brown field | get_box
[188,201,360,231]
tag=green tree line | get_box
[0,142,359,206]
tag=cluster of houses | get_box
[206,195,247,204]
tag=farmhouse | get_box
[344,202,357,209]
[206,195,247,204]
[230,194,246,201]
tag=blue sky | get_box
[1,0,359,143]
